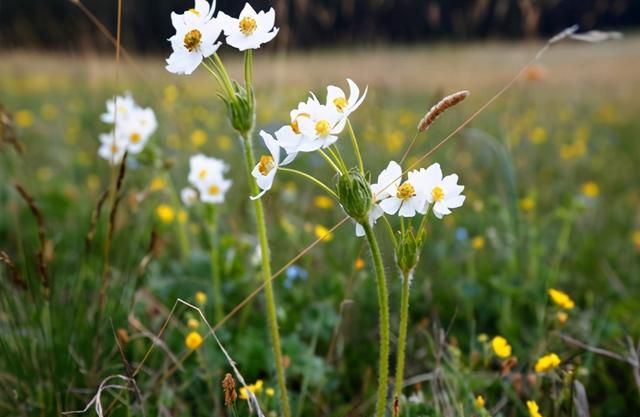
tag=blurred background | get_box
[1,0,640,52]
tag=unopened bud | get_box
[336,169,373,224]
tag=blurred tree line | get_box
[0,0,638,51]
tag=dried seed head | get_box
[417,90,470,133]
[222,373,237,407]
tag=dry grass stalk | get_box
[417,90,470,133]
[0,105,23,155]
[222,373,238,407]
[85,189,109,251]
[0,250,26,290]
[14,183,50,294]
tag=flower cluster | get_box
[182,154,232,205]
[166,1,278,74]
[98,93,157,164]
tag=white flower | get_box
[97,132,128,165]
[181,187,199,206]
[120,106,158,154]
[376,161,428,218]
[100,93,136,124]
[218,3,279,51]
[250,130,295,200]
[355,204,384,237]
[187,153,228,188]
[326,79,367,117]
[419,163,465,219]
[166,0,222,75]
[197,174,232,204]
[272,96,319,158]
[296,99,346,152]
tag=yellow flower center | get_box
[291,113,309,135]
[315,120,331,137]
[198,169,207,179]
[396,182,415,200]
[188,8,200,16]
[239,16,257,36]
[110,144,119,153]
[208,185,220,195]
[130,132,141,143]
[183,29,202,52]
[333,97,348,112]
[431,186,445,202]
[258,155,275,176]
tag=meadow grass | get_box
[1,39,640,417]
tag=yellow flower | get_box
[354,258,365,270]
[190,129,208,147]
[471,236,485,250]
[527,400,544,417]
[548,288,575,310]
[633,230,640,250]
[581,181,599,198]
[520,197,535,212]
[557,311,568,323]
[529,127,548,145]
[185,331,203,350]
[491,336,512,359]
[534,353,561,373]
[217,135,233,151]
[384,130,405,153]
[253,380,263,392]
[178,210,188,224]
[265,387,275,397]
[150,177,167,191]
[187,318,199,329]
[195,291,207,305]
[156,204,176,224]
[239,387,250,400]
[313,195,334,209]
[477,333,488,343]
[14,110,34,128]
[314,224,333,242]
[475,395,485,409]
[238,380,264,400]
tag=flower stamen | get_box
[239,17,257,36]
[183,29,202,52]
[396,182,415,200]
[315,120,331,137]
[291,113,309,135]
[208,185,220,195]
[333,97,348,112]
[258,155,275,176]
[431,186,444,202]
[130,132,141,143]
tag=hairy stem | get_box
[394,269,412,415]
[363,222,390,417]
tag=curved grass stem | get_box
[279,167,339,199]
[362,222,390,417]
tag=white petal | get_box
[398,202,416,217]
[380,197,401,215]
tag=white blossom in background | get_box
[187,154,232,204]
[218,3,279,51]
[97,132,128,165]
[166,0,222,75]
[418,163,465,219]
[181,187,199,206]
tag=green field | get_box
[1,37,640,417]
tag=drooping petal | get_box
[380,197,402,215]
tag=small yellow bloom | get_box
[238,380,263,400]
[477,333,488,343]
[190,129,208,147]
[178,209,188,224]
[581,181,599,198]
[633,230,640,250]
[217,135,233,151]
[187,318,199,329]
[195,291,207,305]
[557,311,568,323]
[475,395,485,409]
[150,177,167,191]
[156,204,176,224]
[265,387,275,397]
[471,236,485,250]
[354,258,365,270]
[529,127,548,145]
[548,288,575,310]
[534,353,561,373]
[314,224,333,242]
[491,336,512,359]
[185,331,203,350]
[14,110,34,128]
[253,379,263,392]
[527,400,544,417]
[313,195,334,209]
[520,197,535,212]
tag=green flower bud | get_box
[396,229,420,275]
[222,81,254,135]
[336,169,373,224]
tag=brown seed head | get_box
[222,373,237,407]
[417,90,470,133]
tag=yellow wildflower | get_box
[581,181,599,198]
[150,177,167,191]
[529,127,548,145]
[314,224,333,242]
[527,400,544,417]
[217,135,233,151]
[633,230,640,250]
[491,336,512,359]
[313,195,334,209]
[190,129,208,147]
[265,387,275,397]
[187,318,199,329]
[195,291,207,305]
[185,331,203,350]
[471,236,485,250]
[534,353,561,373]
[548,288,575,310]
[354,258,365,270]
[14,110,34,128]
[557,311,568,324]
[475,395,485,409]
[477,333,488,343]
[178,210,188,224]
[156,204,176,224]
[520,197,535,212]
[238,380,264,400]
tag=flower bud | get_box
[336,169,372,224]
[396,229,420,275]
[222,81,254,135]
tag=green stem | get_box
[330,144,349,173]
[209,54,236,101]
[318,149,343,175]
[381,215,398,248]
[205,205,223,323]
[393,270,412,414]
[347,119,364,174]
[362,222,390,417]
[241,131,291,417]
[244,50,254,108]
[279,167,338,199]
